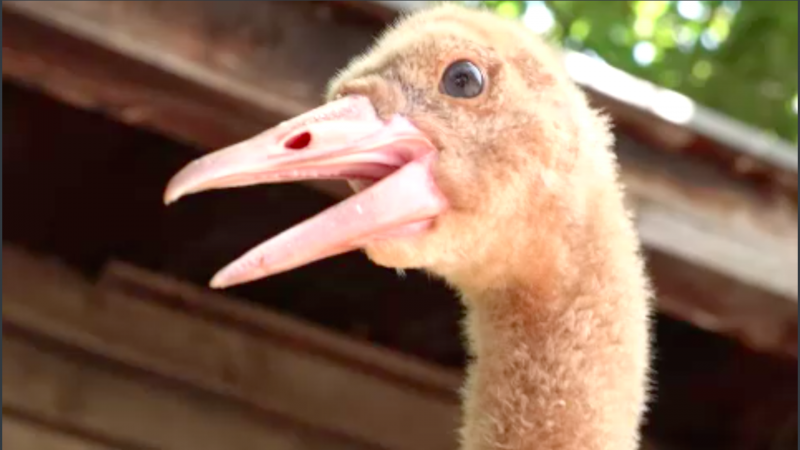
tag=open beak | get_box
[164,95,448,288]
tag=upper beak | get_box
[164,95,448,288]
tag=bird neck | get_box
[455,188,653,450]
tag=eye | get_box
[440,60,485,99]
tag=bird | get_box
[164,4,653,450]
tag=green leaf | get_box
[476,0,798,146]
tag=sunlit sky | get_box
[521,1,554,34]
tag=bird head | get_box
[164,5,613,290]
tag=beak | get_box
[164,95,448,288]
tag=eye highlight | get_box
[440,60,485,99]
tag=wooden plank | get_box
[615,134,797,301]
[1,245,672,450]
[2,0,796,356]
[3,413,120,450]
[2,333,370,450]
[2,244,461,450]
[96,259,464,397]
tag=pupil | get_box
[455,73,469,88]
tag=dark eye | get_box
[440,60,485,98]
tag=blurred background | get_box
[476,0,798,143]
[2,1,797,450]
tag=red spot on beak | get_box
[284,131,312,150]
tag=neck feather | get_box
[455,180,653,450]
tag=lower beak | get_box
[164,95,448,288]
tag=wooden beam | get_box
[2,245,682,450]
[2,413,121,450]
[2,243,461,450]
[2,0,796,356]
[96,260,463,397]
[2,333,370,450]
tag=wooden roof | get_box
[5,243,796,450]
[3,0,796,358]
[2,2,798,448]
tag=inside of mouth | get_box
[348,179,377,193]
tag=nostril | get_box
[284,132,312,150]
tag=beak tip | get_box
[163,186,185,206]
[209,273,231,289]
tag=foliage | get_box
[470,1,798,145]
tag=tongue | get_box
[210,152,446,288]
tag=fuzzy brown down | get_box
[327,4,654,450]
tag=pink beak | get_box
[164,96,448,288]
